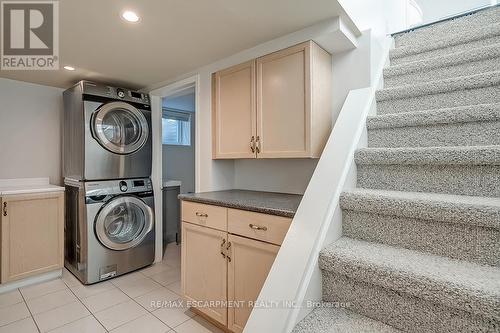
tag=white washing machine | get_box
[64,178,155,284]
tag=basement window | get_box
[162,109,191,146]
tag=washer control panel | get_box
[81,81,150,106]
[85,178,153,197]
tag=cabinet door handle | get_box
[256,136,261,154]
[249,223,267,231]
[2,202,6,217]
[226,241,232,262]
[250,136,256,153]
[195,212,208,218]
[220,239,226,259]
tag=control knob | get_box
[119,181,128,192]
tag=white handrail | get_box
[244,37,392,333]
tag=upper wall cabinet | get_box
[212,41,332,159]
[213,60,256,159]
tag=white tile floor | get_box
[0,243,223,333]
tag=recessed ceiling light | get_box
[122,10,140,23]
[63,66,75,71]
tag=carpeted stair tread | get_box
[394,6,500,48]
[384,43,500,86]
[319,237,500,320]
[340,188,500,230]
[295,7,500,332]
[367,103,500,147]
[367,103,500,129]
[355,145,500,165]
[292,305,401,333]
[321,271,499,333]
[376,71,500,102]
[390,22,500,62]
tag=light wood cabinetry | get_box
[181,222,227,325]
[227,234,279,333]
[213,60,256,159]
[227,208,291,246]
[212,41,332,159]
[1,192,64,283]
[180,201,292,332]
[182,201,227,230]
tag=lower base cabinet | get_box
[227,234,279,333]
[182,222,228,325]
[181,201,291,332]
[1,192,64,283]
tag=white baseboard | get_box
[0,269,62,294]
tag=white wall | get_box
[162,92,195,111]
[416,0,493,23]
[150,18,361,195]
[339,0,407,36]
[162,92,196,194]
[0,79,63,185]
[234,159,318,195]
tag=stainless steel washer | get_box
[63,80,152,181]
[64,177,155,284]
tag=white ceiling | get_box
[0,0,350,90]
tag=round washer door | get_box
[93,101,149,155]
[95,196,153,251]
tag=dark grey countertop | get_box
[178,189,303,218]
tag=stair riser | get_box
[357,164,500,197]
[394,8,500,48]
[368,120,500,147]
[384,57,500,87]
[342,210,500,267]
[377,86,499,115]
[391,35,500,65]
[322,272,499,333]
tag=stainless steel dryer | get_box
[63,81,152,181]
[64,178,155,284]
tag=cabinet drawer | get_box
[181,201,227,231]
[227,209,292,245]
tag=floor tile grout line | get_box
[77,285,130,314]
[22,285,80,316]
[64,265,179,331]
[19,282,68,303]
[0,248,181,332]
[18,287,42,333]
[110,277,177,331]
[62,275,110,333]
[108,268,187,331]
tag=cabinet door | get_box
[227,234,280,333]
[181,222,228,325]
[256,42,311,158]
[1,192,64,283]
[213,60,257,159]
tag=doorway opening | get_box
[160,84,196,255]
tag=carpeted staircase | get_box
[293,6,500,333]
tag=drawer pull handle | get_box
[195,212,208,218]
[249,223,267,231]
[2,202,6,217]
[226,242,232,262]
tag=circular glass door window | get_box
[93,101,149,155]
[95,196,153,251]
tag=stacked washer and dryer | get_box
[63,81,155,284]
